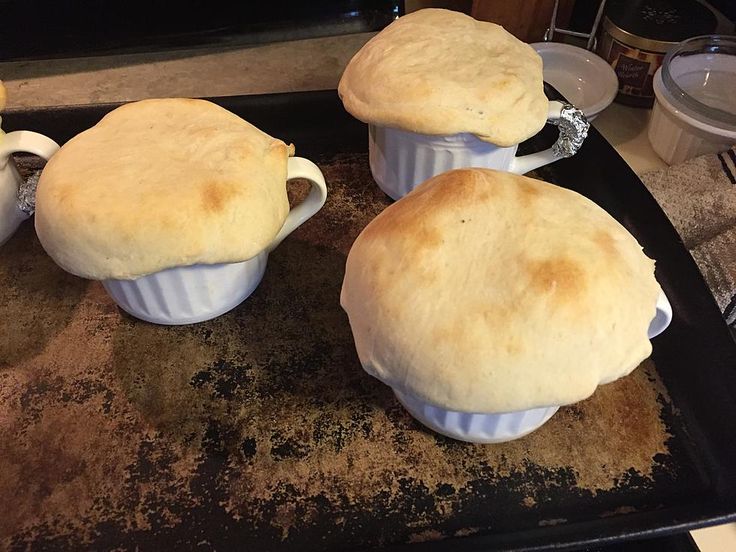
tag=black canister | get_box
[597,0,717,107]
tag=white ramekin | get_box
[102,253,268,325]
[389,291,673,444]
[395,389,559,444]
[368,100,589,200]
[102,156,327,325]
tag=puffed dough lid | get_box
[35,98,294,280]
[0,80,6,112]
[338,9,549,147]
[340,169,661,413]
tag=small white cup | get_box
[369,100,589,200]
[102,156,328,325]
[389,291,673,444]
[0,122,60,246]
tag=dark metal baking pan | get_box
[2,90,735,551]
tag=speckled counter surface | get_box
[0,154,699,550]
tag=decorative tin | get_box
[597,0,717,107]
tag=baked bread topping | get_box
[35,98,294,280]
[0,80,6,112]
[338,9,548,147]
[341,168,661,413]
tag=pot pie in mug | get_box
[338,9,549,147]
[341,169,662,418]
[35,98,295,280]
[35,98,328,325]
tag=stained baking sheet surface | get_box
[2,91,735,551]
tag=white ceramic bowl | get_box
[648,36,736,165]
[369,101,589,200]
[103,253,269,325]
[391,291,673,444]
[102,156,327,325]
[395,390,559,444]
[531,42,618,121]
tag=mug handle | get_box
[648,291,673,339]
[0,130,60,216]
[266,156,328,253]
[0,130,60,171]
[509,101,590,175]
[0,130,59,246]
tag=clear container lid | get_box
[660,35,736,133]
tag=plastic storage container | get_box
[648,35,736,165]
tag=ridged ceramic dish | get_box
[392,291,673,444]
[368,100,588,200]
[102,156,327,325]
[102,253,269,325]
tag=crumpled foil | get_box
[550,104,590,158]
[17,170,40,216]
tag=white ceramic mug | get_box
[0,124,60,245]
[369,100,590,200]
[391,291,673,444]
[103,156,328,325]
[648,291,674,343]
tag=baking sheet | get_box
[2,91,735,551]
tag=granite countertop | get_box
[0,33,374,110]
[1,33,734,550]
